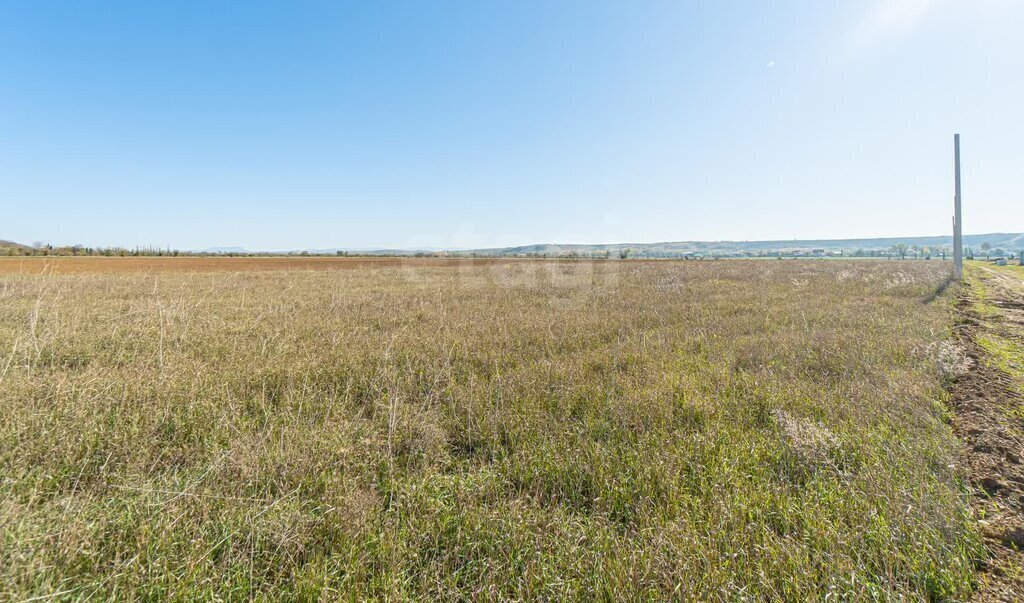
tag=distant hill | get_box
[0,239,31,254]
[462,233,1024,258]
[4,233,1022,258]
[271,233,1024,257]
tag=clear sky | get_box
[1,1,1022,250]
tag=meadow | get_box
[0,258,981,600]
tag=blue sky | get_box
[1,0,1021,250]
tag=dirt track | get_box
[952,265,1024,601]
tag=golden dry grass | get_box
[0,256,546,275]
[0,260,980,600]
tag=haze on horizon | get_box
[2,1,1022,251]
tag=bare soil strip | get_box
[952,265,1024,601]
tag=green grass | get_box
[0,260,981,600]
[965,262,1024,413]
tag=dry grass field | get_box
[0,259,982,600]
[0,256,526,275]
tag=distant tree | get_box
[981,241,992,258]
[892,243,908,259]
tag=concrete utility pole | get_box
[953,134,963,280]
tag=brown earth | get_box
[951,266,1024,601]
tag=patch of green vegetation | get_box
[965,262,1024,406]
[967,269,1001,319]
[977,333,1024,395]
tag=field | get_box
[0,259,983,600]
[0,256,520,275]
